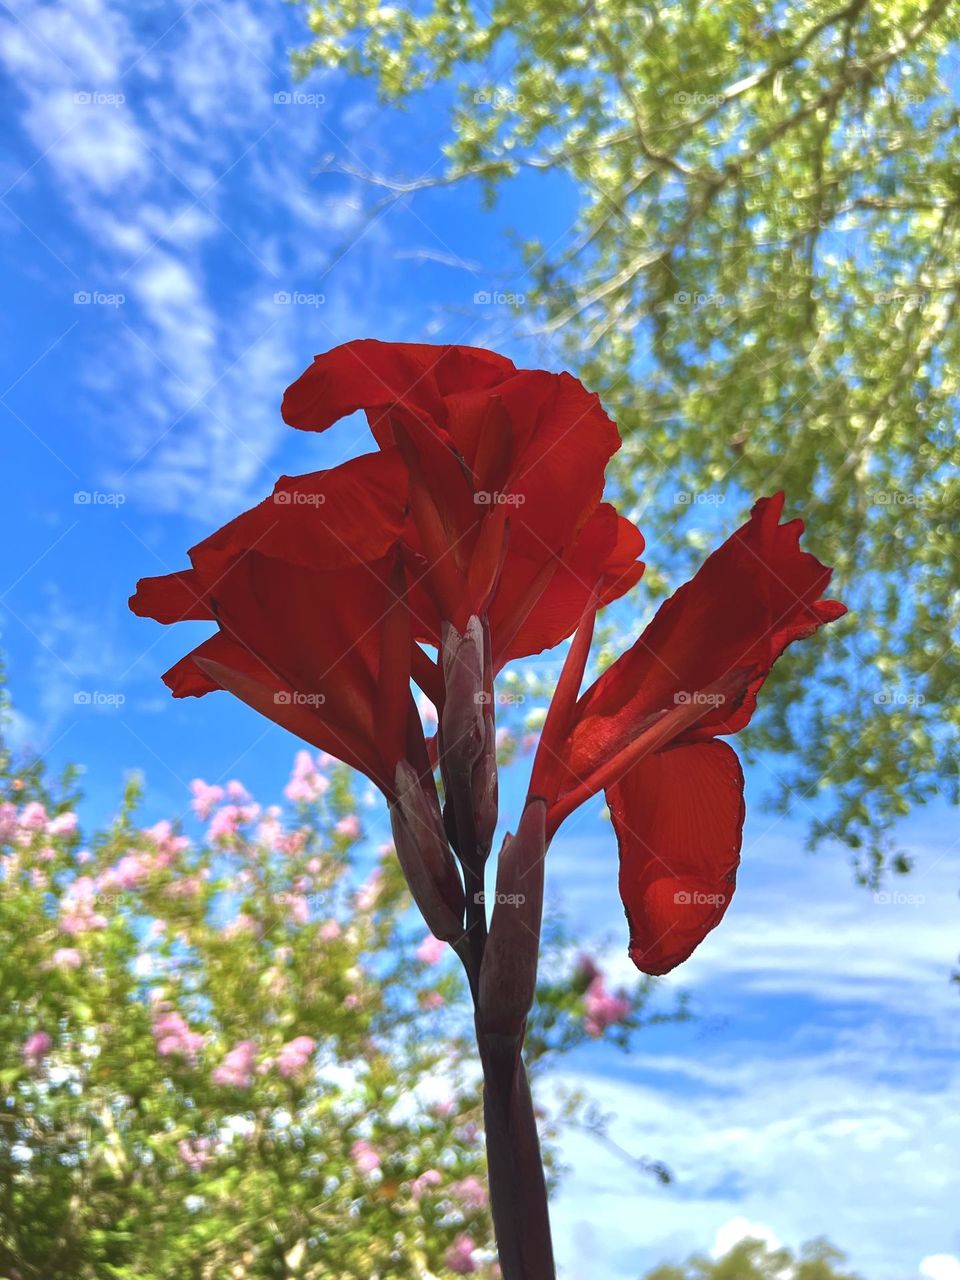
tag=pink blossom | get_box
[319,920,341,941]
[275,1035,316,1079]
[211,1040,257,1088]
[410,1168,442,1199]
[416,933,447,965]
[277,828,307,857]
[30,868,47,889]
[343,993,361,1010]
[207,804,259,844]
[50,947,82,969]
[256,807,283,850]
[165,875,204,898]
[419,991,446,1011]
[444,1234,478,1274]
[350,1139,380,1175]
[284,750,330,804]
[99,853,149,892]
[177,1136,213,1171]
[22,1030,53,1069]
[60,876,108,934]
[583,975,631,1037]
[18,802,48,831]
[452,1176,488,1210]
[190,779,224,821]
[335,814,361,840]
[142,820,189,862]
[355,869,382,911]
[152,1011,205,1061]
[225,780,250,803]
[46,811,78,838]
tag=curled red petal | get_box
[566,492,845,781]
[130,569,212,623]
[281,339,516,444]
[607,739,744,975]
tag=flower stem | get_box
[476,1028,556,1280]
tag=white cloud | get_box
[712,1217,781,1259]
[921,1258,960,1280]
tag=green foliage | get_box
[645,1235,862,1279]
[0,725,664,1278]
[291,0,960,882]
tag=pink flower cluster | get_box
[0,802,78,847]
[190,779,223,820]
[416,933,447,965]
[452,1175,488,1210]
[207,802,261,845]
[583,974,631,1037]
[334,814,361,840]
[445,1234,479,1274]
[21,1030,52,1070]
[275,1035,316,1079]
[351,1138,380,1175]
[211,1040,257,1089]
[284,751,330,805]
[177,1136,214,1171]
[152,1009,205,1061]
[59,876,108,935]
[410,1168,442,1200]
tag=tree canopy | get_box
[291,0,960,881]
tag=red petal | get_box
[281,340,516,444]
[190,449,408,580]
[493,504,644,665]
[567,493,845,779]
[163,632,282,698]
[129,569,212,622]
[607,740,744,975]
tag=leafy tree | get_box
[0,715,670,1279]
[290,0,960,881]
[645,1235,861,1279]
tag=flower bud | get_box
[391,761,465,943]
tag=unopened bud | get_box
[477,799,546,1034]
[391,761,465,943]
[440,616,485,777]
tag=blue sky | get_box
[1,2,958,1277]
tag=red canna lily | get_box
[131,338,846,1280]
[281,339,645,671]
[527,492,847,976]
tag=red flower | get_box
[528,493,846,976]
[130,450,426,797]
[281,340,644,670]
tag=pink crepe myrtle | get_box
[211,1040,257,1089]
[22,1030,53,1070]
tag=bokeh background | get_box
[1,1,958,1276]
